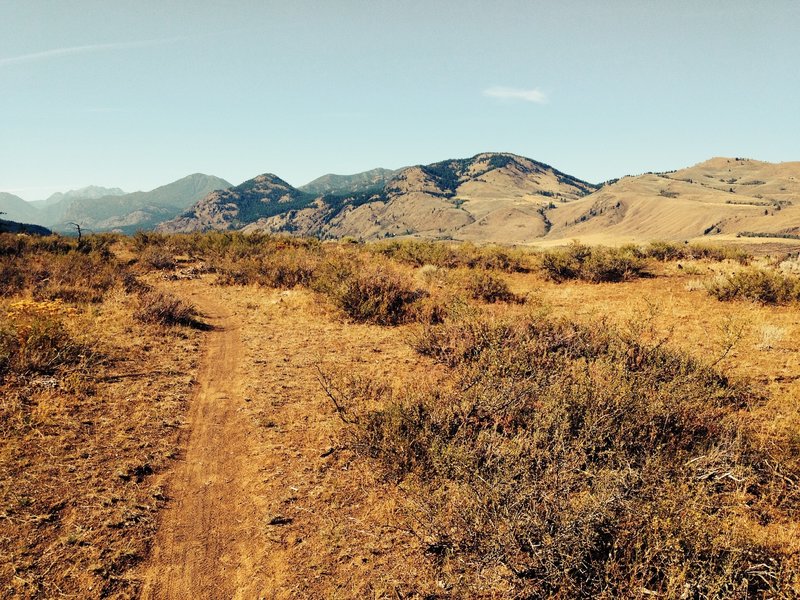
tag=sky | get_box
[1,0,799,200]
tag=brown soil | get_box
[135,264,800,597]
[137,290,268,598]
[134,277,431,598]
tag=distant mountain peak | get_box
[44,185,125,206]
[249,173,295,188]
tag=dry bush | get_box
[371,239,532,272]
[643,241,751,264]
[462,270,520,303]
[133,290,198,326]
[341,313,799,597]
[214,246,321,288]
[707,268,800,304]
[139,244,177,270]
[0,300,89,378]
[320,260,425,325]
[0,234,121,303]
[538,242,648,283]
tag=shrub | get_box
[250,247,319,288]
[0,234,122,303]
[707,268,800,304]
[341,313,796,597]
[371,239,532,273]
[133,291,198,326]
[538,243,647,282]
[462,270,519,303]
[0,300,86,377]
[642,241,751,264]
[323,261,425,325]
[139,245,177,271]
[0,257,26,296]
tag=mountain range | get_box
[0,176,231,234]
[4,153,800,243]
[158,153,800,244]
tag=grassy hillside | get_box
[547,158,800,244]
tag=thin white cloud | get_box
[483,86,548,104]
[0,37,183,68]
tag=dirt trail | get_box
[137,289,269,599]
[135,278,426,598]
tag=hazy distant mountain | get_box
[0,192,42,225]
[299,168,401,196]
[38,185,126,207]
[55,174,232,234]
[26,186,127,225]
[0,218,51,235]
[162,153,598,243]
[157,174,314,233]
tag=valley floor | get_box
[3,237,799,598]
[133,265,800,597]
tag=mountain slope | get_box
[299,168,400,196]
[55,174,231,233]
[0,218,51,235]
[157,174,314,233]
[545,157,800,243]
[241,153,597,242]
[31,185,126,225]
[0,192,43,225]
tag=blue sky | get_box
[2,0,798,200]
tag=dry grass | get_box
[339,311,798,597]
[0,234,200,599]
[18,231,789,598]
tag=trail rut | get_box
[137,291,268,598]
[135,279,426,598]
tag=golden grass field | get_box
[1,233,798,598]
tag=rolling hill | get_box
[547,157,800,244]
